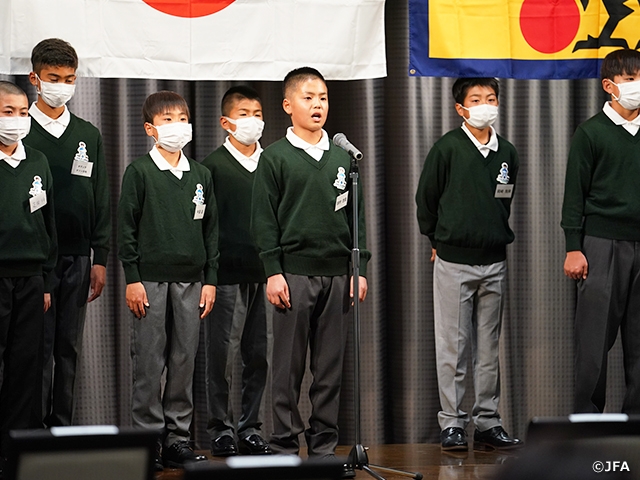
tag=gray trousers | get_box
[43,255,91,427]
[204,283,270,440]
[270,274,350,457]
[130,281,201,447]
[574,236,640,414]
[433,256,506,432]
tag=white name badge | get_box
[71,160,94,177]
[495,184,514,198]
[335,191,349,211]
[30,191,47,213]
[194,204,206,220]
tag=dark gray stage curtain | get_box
[0,1,627,447]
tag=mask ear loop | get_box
[145,123,160,145]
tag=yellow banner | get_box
[428,0,640,60]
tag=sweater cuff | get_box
[428,236,437,249]
[565,232,582,252]
[44,272,54,294]
[261,257,283,278]
[93,247,109,267]
[360,257,369,277]
[123,264,142,284]
[203,268,218,286]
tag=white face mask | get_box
[36,74,76,108]
[460,104,499,129]
[0,116,31,146]
[152,122,192,153]
[611,80,640,110]
[226,116,264,146]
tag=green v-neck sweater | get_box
[117,154,219,285]
[251,138,370,277]
[416,127,519,265]
[562,111,640,251]
[201,146,265,285]
[0,145,57,280]
[23,113,111,266]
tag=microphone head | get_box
[333,133,363,160]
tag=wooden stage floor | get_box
[158,443,516,480]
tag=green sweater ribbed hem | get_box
[436,243,506,266]
[131,263,216,285]
[0,262,44,278]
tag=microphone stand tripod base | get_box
[346,444,423,480]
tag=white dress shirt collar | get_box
[603,101,640,136]
[223,137,262,172]
[0,140,27,168]
[461,123,499,158]
[149,145,190,179]
[286,127,330,161]
[29,102,71,138]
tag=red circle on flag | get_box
[142,0,235,18]
[519,0,580,54]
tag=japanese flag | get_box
[1,0,386,80]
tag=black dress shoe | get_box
[474,426,523,450]
[211,434,238,457]
[238,434,272,455]
[440,427,468,451]
[163,440,207,468]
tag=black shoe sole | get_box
[238,447,272,455]
[473,441,523,451]
[211,450,238,457]
[441,444,468,451]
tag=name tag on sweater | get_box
[335,191,349,211]
[194,204,206,220]
[30,191,47,213]
[71,160,94,177]
[495,184,513,198]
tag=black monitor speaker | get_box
[5,426,160,480]
[184,455,345,480]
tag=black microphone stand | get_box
[344,152,422,480]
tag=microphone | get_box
[333,133,363,160]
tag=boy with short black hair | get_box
[201,85,271,457]
[0,80,57,469]
[251,67,370,462]
[118,90,218,470]
[23,38,111,427]
[416,77,522,451]
[562,48,640,414]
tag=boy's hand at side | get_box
[88,264,107,302]
[350,276,368,303]
[267,274,291,309]
[564,250,588,280]
[431,248,436,262]
[199,285,216,319]
[44,293,51,312]
[126,282,149,318]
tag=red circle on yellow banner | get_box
[142,0,235,18]
[519,0,580,53]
